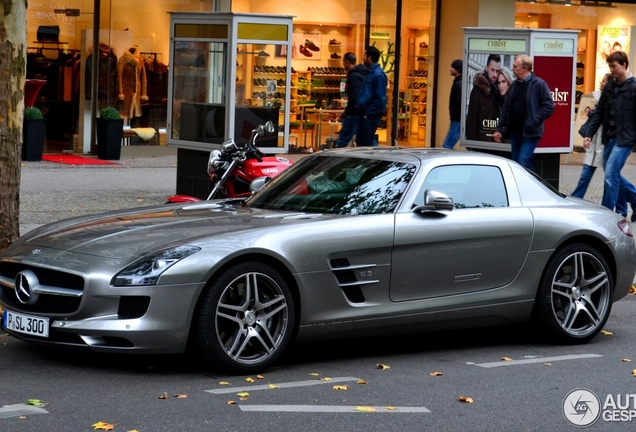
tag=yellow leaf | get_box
[239,397,249,401]
[622,358,632,362]
[269,383,280,389]
[27,399,47,407]
[357,380,368,385]
[385,406,397,411]
[92,421,115,431]
[544,363,552,366]
[333,385,349,390]
[601,330,613,336]
[257,375,265,379]
[127,430,139,432]
[501,357,513,362]
[354,406,376,412]
[428,372,444,376]
[174,394,188,399]
[377,363,391,370]
[237,392,250,397]
[458,396,474,404]
[632,369,636,377]
[321,377,332,381]
[158,392,168,399]
[630,285,636,294]
[219,381,231,386]
[245,377,255,383]
[309,373,320,376]
[227,400,237,405]
[18,416,27,420]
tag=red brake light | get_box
[618,219,633,237]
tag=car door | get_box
[390,164,534,302]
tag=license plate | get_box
[3,310,49,338]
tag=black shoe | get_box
[631,212,636,222]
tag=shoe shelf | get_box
[403,28,430,140]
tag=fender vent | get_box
[341,285,365,303]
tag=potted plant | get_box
[22,106,46,161]
[96,107,124,160]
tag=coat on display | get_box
[117,45,148,118]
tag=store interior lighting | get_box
[518,0,615,6]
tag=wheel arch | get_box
[550,234,617,287]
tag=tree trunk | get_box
[0,1,27,252]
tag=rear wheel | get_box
[535,243,613,344]
[196,261,295,373]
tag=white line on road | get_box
[239,405,431,413]
[0,404,49,419]
[474,353,603,368]
[206,376,361,394]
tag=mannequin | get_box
[117,45,148,119]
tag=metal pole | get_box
[392,0,403,146]
[90,0,101,153]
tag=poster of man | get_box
[465,53,515,142]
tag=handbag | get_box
[578,107,595,138]
[37,25,60,43]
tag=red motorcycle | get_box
[167,121,293,203]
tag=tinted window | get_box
[416,165,508,208]
[247,156,416,214]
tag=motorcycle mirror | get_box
[264,121,275,134]
[249,176,271,194]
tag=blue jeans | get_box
[510,133,540,171]
[356,115,381,146]
[442,121,460,149]
[571,164,597,199]
[335,114,359,148]
[602,138,636,213]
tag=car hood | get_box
[18,202,330,258]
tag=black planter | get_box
[22,118,46,161]
[96,118,124,160]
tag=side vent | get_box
[329,258,367,304]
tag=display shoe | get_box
[305,39,320,52]
[419,41,428,48]
[299,45,313,57]
[258,50,270,57]
[330,52,342,59]
[329,39,341,45]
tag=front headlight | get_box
[207,149,223,174]
[112,245,200,286]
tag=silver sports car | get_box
[2,148,635,374]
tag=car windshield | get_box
[246,155,416,215]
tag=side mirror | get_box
[249,176,271,193]
[264,121,275,133]
[412,189,454,213]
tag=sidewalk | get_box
[17,147,636,236]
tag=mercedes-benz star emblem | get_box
[14,270,40,305]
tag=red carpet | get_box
[42,154,119,165]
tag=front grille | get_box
[1,286,81,314]
[118,296,151,318]
[0,262,84,291]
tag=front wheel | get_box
[196,261,296,373]
[535,243,613,344]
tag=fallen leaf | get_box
[257,375,265,379]
[458,396,474,404]
[630,285,636,294]
[429,372,444,376]
[544,363,552,366]
[377,363,391,370]
[309,373,320,376]
[333,385,348,390]
[92,421,115,431]
[239,397,249,401]
[269,383,280,389]
[237,392,249,397]
[27,399,47,407]
[18,416,27,420]
[357,380,368,385]
[158,392,168,399]
[219,381,231,386]
[127,430,139,432]
[227,400,237,405]
[320,377,332,381]
[354,406,376,412]
[245,377,255,383]
[622,358,632,362]
[385,406,397,411]
[501,357,513,362]
[174,394,188,399]
[601,330,613,336]
[632,369,636,377]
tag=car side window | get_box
[415,165,508,208]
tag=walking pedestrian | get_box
[335,52,367,148]
[355,46,388,146]
[582,51,636,217]
[442,59,463,149]
[493,55,555,171]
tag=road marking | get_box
[0,404,49,419]
[474,353,603,368]
[206,376,361,394]
[239,405,431,413]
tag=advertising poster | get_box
[572,94,597,148]
[293,31,322,60]
[595,26,631,87]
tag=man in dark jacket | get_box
[465,54,500,141]
[582,50,636,215]
[493,55,554,172]
[442,59,463,149]
[335,52,367,148]
[356,46,387,146]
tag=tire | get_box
[196,261,296,373]
[535,243,613,344]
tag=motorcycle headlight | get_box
[112,245,200,286]
[207,149,223,174]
